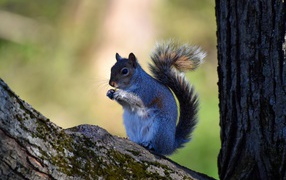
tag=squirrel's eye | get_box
[121,68,129,75]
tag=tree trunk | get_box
[216,0,286,179]
[0,78,213,180]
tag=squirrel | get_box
[106,40,205,155]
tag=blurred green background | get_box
[0,0,219,179]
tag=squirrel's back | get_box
[149,40,205,149]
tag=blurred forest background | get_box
[0,0,218,179]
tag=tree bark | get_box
[216,0,286,179]
[0,78,213,180]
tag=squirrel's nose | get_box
[109,81,117,87]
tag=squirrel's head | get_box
[109,53,138,89]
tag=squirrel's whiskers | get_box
[87,77,111,96]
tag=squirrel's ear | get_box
[128,53,137,68]
[115,53,122,61]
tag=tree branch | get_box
[0,78,213,179]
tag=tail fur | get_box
[149,40,205,149]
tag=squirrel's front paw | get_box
[113,89,124,100]
[106,89,116,99]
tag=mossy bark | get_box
[0,79,213,180]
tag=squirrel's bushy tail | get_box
[149,40,205,149]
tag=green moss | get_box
[26,116,189,179]
[126,149,141,156]
[34,130,191,179]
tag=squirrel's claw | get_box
[107,89,116,99]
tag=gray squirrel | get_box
[107,41,205,155]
